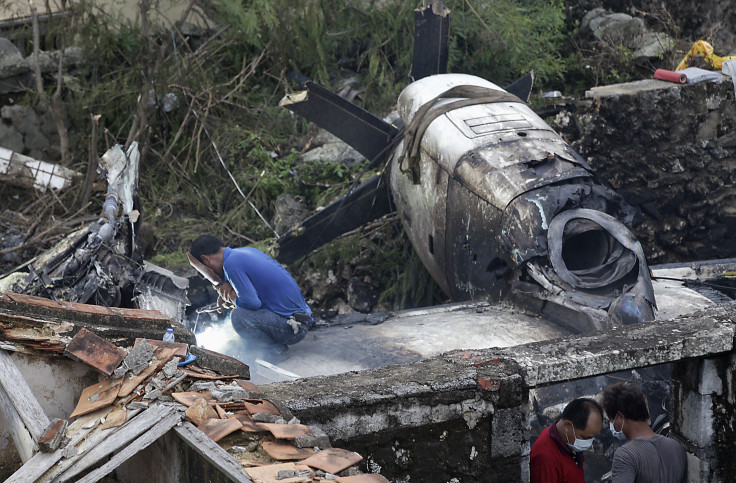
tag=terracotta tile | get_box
[259,423,314,440]
[245,463,313,483]
[218,401,247,413]
[300,448,363,474]
[231,412,268,433]
[101,405,128,430]
[135,338,188,359]
[64,327,127,376]
[186,397,219,426]
[335,475,390,483]
[262,441,316,461]
[198,417,242,442]
[70,377,122,418]
[171,391,215,407]
[215,403,227,419]
[244,399,281,416]
[235,379,262,394]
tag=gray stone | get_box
[490,407,525,458]
[678,391,714,448]
[698,358,723,396]
[294,425,331,449]
[188,345,250,379]
[633,32,674,60]
[272,193,309,236]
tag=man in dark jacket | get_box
[190,235,312,359]
[530,397,603,483]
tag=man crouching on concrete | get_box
[190,235,313,361]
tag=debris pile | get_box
[2,302,388,482]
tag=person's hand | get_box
[216,281,237,305]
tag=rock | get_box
[272,193,309,236]
[189,345,250,379]
[347,277,377,313]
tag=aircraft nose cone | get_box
[608,294,655,325]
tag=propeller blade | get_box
[280,81,399,162]
[410,3,451,81]
[275,174,394,264]
[504,72,535,103]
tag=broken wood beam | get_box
[0,292,195,354]
[0,349,50,443]
[174,421,253,483]
[0,382,36,463]
[73,410,182,483]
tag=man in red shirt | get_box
[530,397,604,482]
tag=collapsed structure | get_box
[0,292,388,482]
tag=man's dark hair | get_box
[191,235,224,262]
[562,397,604,430]
[601,383,649,421]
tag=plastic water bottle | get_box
[163,328,175,342]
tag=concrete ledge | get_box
[488,305,736,387]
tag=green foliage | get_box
[449,0,568,85]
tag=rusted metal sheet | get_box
[65,328,127,376]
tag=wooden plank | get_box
[4,449,63,483]
[0,349,50,441]
[73,410,182,483]
[53,404,178,482]
[7,408,118,483]
[174,422,253,483]
[0,383,35,462]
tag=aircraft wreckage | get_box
[276,4,654,333]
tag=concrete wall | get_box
[265,305,736,482]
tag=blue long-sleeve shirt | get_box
[222,247,311,318]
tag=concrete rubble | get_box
[0,292,388,482]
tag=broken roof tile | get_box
[243,399,281,416]
[261,441,316,461]
[258,423,314,440]
[300,448,364,474]
[185,397,219,426]
[244,462,313,483]
[235,379,261,393]
[64,327,127,376]
[198,417,243,443]
[101,405,128,430]
[70,377,123,418]
[335,475,391,483]
[171,391,215,407]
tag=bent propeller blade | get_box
[280,81,400,162]
[275,174,394,265]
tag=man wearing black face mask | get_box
[602,383,687,482]
[530,397,603,483]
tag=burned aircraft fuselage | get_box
[388,74,654,331]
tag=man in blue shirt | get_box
[190,235,312,358]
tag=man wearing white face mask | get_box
[530,397,603,482]
[602,383,687,482]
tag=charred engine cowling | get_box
[390,74,655,332]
